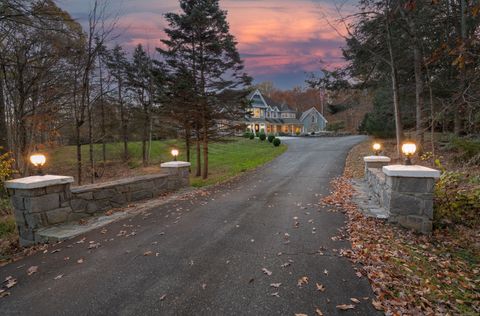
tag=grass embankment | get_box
[340,138,479,315]
[48,138,287,187]
[0,138,287,259]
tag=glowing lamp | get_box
[401,142,417,165]
[372,143,382,155]
[30,153,46,175]
[171,148,179,161]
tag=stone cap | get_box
[364,156,391,163]
[383,165,441,179]
[5,175,74,189]
[160,161,191,168]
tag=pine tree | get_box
[127,44,158,166]
[107,44,129,161]
[159,0,251,179]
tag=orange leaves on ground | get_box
[322,176,480,315]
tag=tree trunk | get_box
[142,107,149,166]
[0,76,8,153]
[399,5,425,152]
[202,111,208,179]
[455,0,467,136]
[99,57,106,163]
[88,103,94,184]
[185,121,191,163]
[385,15,403,157]
[195,127,201,177]
[119,79,128,161]
[413,44,424,153]
[76,124,82,185]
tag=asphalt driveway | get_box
[0,135,381,316]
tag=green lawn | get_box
[47,137,287,187]
[0,137,287,255]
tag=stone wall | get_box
[365,166,438,234]
[6,164,190,246]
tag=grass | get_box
[0,137,287,258]
[46,137,287,187]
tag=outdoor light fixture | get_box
[30,153,46,175]
[401,142,417,166]
[372,142,382,156]
[171,148,179,161]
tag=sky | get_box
[56,0,355,89]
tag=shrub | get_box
[0,150,15,196]
[434,168,480,228]
[267,134,275,143]
[259,133,266,141]
[249,133,255,140]
[326,121,345,133]
[273,138,281,147]
[243,131,251,138]
[310,131,315,135]
[446,137,480,163]
[295,131,301,136]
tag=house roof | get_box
[299,107,328,123]
[249,89,296,113]
[245,117,302,125]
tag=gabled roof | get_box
[299,107,328,123]
[249,89,296,112]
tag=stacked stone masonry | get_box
[6,165,190,246]
[365,166,438,234]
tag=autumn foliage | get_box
[322,177,479,315]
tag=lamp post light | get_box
[372,142,382,156]
[401,142,417,166]
[171,148,179,161]
[30,153,46,175]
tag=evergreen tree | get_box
[127,44,161,166]
[159,0,251,179]
[107,44,130,161]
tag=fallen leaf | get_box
[51,249,61,254]
[316,283,326,292]
[77,258,84,264]
[262,268,272,276]
[270,292,280,297]
[0,289,10,297]
[270,283,281,288]
[336,304,355,310]
[27,266,38,276]
[54,274,63,280]
[160,294,167,301]
[350,298,360,304]
[315,308,324,316]
[297,276,309,287]
[372,300,383,311]
[143,251,153,256]
[5,278,17,288]
[324,269,329,275]
[201,283,207,290]
[295,314,307,316]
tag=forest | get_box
[308,0,480,159]
[0,0,250,185]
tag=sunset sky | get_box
[57,0,354,89]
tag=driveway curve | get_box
[0,135,381,316]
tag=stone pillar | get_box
[4,175,74,246]
[364,156,391,170]
[160,161,191,189]
[383,165,440,234]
